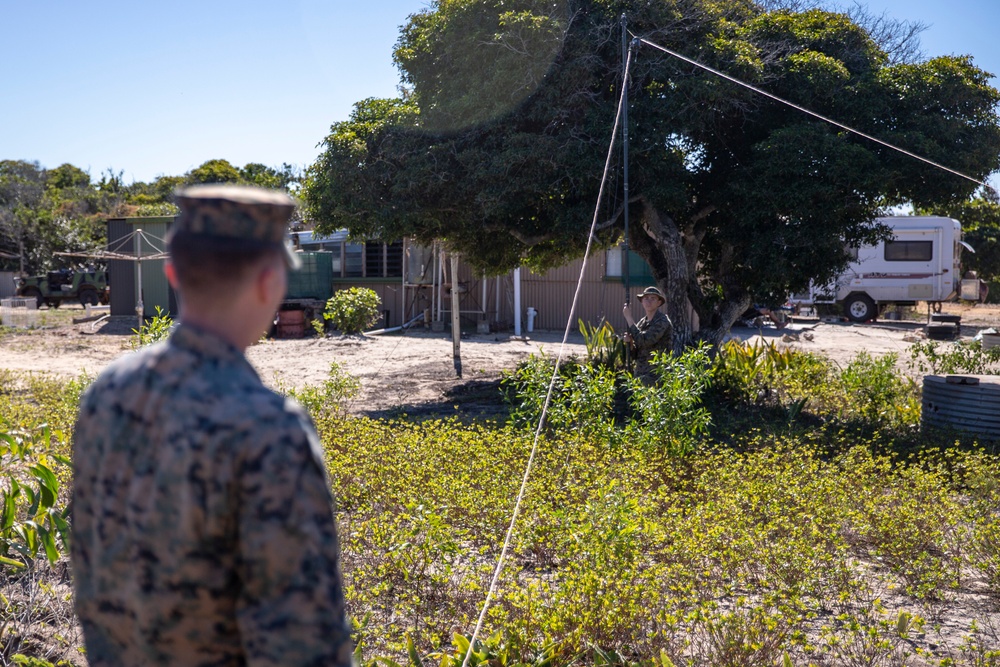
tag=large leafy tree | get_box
[0,160,46,272]
[0,161,129,273]
[320,0,998,344]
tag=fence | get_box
[0,297,40,328]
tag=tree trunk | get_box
[627,202,692,351]
[627,200,751,351]
[697,293,752,348]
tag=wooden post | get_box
[451,253,461,377]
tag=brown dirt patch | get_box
[3,301,1000,417]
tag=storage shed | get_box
[105,217,174,319]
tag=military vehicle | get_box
[14,268,109,308]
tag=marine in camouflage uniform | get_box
[624,286,673,382]
[71,185,352,666]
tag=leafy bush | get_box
[624,345,714,456]
[501,355,620,442]
[502,345,715,456]
[711,339,795,405]
[838,352,920,428]
[130,305,173,349]
[324,287,382,334]
[908,339,1000,375]
[578,319,625,370]
[0,421,71,571]
[283,361,361,425]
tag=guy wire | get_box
[459,46,638,667]
[637,36,994,192]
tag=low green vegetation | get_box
[324,287,383,334]
[0,371,87,664]
[3,339,1000,665]
[128,306,174,349]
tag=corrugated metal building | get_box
[0,251,18,299]
[106,217,174,319]
[0,272,15,299]
[339,242,655,333]
[107,219,656,333]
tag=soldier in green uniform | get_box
[622,285,673,383]
[71,185,352,666]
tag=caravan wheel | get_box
[843,294,876,323]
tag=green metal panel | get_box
[615,249,654,284]
[126,217,172,318]
[286,252,334,301]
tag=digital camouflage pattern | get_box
[72,323,351,666]
[174,185,294,244]
[628,310,673,381]
[172,184,301,269]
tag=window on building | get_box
[344,243,363,277]
[884,240,932,262]
[606,245,655,283]
[365,243,383,277]
[385,241,403,277]
[326,239,406,278]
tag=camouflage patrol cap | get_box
[173,184,301,269]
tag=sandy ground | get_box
[2,302,999,417]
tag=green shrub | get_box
[502,346,715,456]
[501,354,620,442]
[579,319,625,370]
[130,305,174,350]
[908,339,1000,375]
[0,420,71,571]
[283,361,360,425]
[711,339,794,405]
[624,345,714,456]
[838,352,920,428]
[324,287,382,334]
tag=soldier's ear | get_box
[164,261,179,289]
[254,254,286,306]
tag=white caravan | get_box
[791,216,982,322]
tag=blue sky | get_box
[1,0,998,186]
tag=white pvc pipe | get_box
[365,313,425,336]
[495,276,501,323]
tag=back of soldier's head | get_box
[167,185,300,295]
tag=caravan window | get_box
[884,240,932,262]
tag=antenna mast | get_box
[621,14,631,302]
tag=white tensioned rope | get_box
[638,37,993,190]
[106,228,167,254]
[459,48,637,667]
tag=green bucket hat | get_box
[636,286,666,305]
